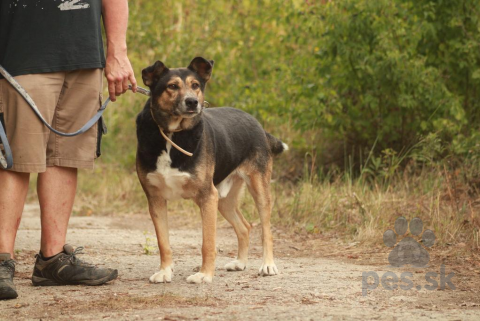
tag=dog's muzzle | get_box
[177,97,202,117]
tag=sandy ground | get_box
[1,204,479,320]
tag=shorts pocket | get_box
[96,116,107,158]
[95,95,108,158]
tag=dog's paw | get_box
[149,266,173,283]
[258,262,278,276]
[224,259,247,271]
[186,272,213,284]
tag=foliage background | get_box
[65,0,480,249]
[110,0,480,167]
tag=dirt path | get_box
[2,204,479,320]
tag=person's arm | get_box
[102,0,137,102]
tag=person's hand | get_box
[105,52,137,102]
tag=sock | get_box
[40,251,59,261]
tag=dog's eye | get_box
[168,84,178,90]
[192,83,200,90]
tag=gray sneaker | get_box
[0,253,18,300]
[32,245,118,286]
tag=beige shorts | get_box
[0,69,103,173]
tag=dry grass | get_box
[268,170,480,251]
[26,152,480,253]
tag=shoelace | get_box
[0,260,15,273]
[64,247,94,266]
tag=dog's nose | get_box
[185,97,199,110]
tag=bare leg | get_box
[0,170,30,258]
[37,166,77,257]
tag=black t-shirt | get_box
[0,0,105,77]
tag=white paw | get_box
[186,272,213,284]
[149,266,173,283]
[224,259,247,271]
[258,262,278,276]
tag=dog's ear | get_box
[188,57,214,82]
[142,61,169,87]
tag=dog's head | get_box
[142,57,214,118]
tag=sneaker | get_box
[0,253,18,300]
[32,244,118,286]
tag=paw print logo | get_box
[383,217,435,267]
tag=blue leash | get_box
[0,65,150,170]
[0,120,12,169]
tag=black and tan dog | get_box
[136,57,287,284]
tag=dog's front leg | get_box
[187,185,218,284]
[147,196,174,283]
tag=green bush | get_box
[100,0,480,173]
[315,0,480,160]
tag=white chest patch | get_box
[146,139,191,200]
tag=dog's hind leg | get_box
[146,195,174,283]
[219,177,251,272]
[246,160,278,276]
[188,183,218,284]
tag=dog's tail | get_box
[266,132,289,155]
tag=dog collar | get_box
[138,87,209,158]
[149,108,194,157]
[158,127,193,157]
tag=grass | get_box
[275,171,479,249]
[23,114,479,253]
[24,118,479,253]
[27,153,469,254]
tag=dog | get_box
[135,57,288,284]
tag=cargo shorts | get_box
[0,69,104,173]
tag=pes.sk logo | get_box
[362,217,455,296]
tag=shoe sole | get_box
[32,269,118,286]
[0,288,18,300]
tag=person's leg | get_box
[0,73,64,299]
[31,69,117,287]
[0,171,25,300]
[40,69,102,256]
[0,170,30,258]
[37,166,77,257]
[0,73,64,259]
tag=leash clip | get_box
[128,85,151,96]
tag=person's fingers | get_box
[107,76,116,102]
[105,60,136,100]
[115,76,123,96]
[129,73,138,93]
[122,76,129,93]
